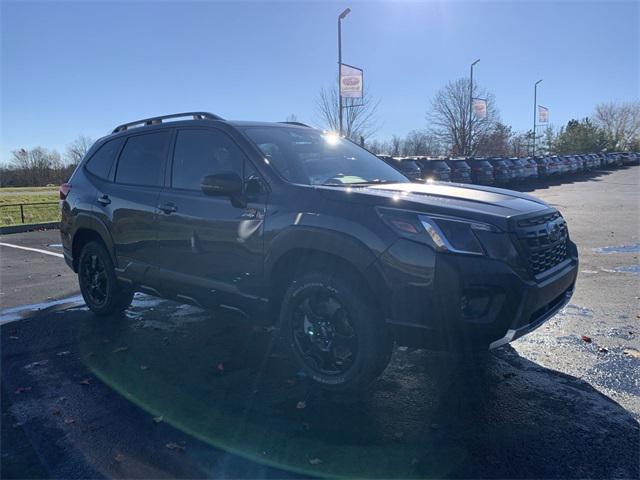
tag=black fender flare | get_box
[264,226,389,303]
[71,213,116,268]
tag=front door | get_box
[155,127,267,308]
[107,129,173,284]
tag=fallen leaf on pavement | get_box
[24,360,49,369]
[308,457,322,465]
[296,401,306,409]
[64,417,76,424]
[112,346,129,353]
[57,351,71,356]
[79,378,92,385]
[216,363,225,373]
[15,386,32,394]
[623,348,640,358]
[165,442,186,452]
[581,335,592,343]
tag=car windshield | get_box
[243,127,408,186]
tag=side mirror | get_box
[201,172,243,197]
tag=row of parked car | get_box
[377,152,639,185]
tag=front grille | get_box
[517,211,560,227]
[515,212,569,275]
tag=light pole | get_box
[468,59,480,157]
[338,8,351,137]
[533,79,543,157]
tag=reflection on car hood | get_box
[320,181,551,228]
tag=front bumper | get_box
[370,238,578,350]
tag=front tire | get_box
[78,241,133,316]
[279,270,393,391]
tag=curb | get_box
[0,222,60,235]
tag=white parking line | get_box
[0,242,64,258]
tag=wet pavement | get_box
[2,294,639,479]
[2,166,639,478]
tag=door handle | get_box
[97,194,111,205]
[159,202,177,214]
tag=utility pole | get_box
[533,79,542,157]
[468,59,480,157]
[338,8,351,137]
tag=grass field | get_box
[0,187,59,226]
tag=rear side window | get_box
[85,138,122,179]
[171,129,244,191]
[115,131,172,187]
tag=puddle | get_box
[593,243,640,254]
[559,304,594,318]
[600,265,640,275]
[0,295,85,325]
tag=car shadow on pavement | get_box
[2,295,639,479]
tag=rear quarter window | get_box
[85,138,123,179]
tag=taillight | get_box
[59,183,72,200]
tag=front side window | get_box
[244,127,407,186]
[86,138,123,179]
[115,131,172,186]
[172,129,244,191]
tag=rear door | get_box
[154,127,267,307]
[105,129,173,283]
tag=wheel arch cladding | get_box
[268,247,385,316]
[71,216,115,272]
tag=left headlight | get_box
[377,207,500,256]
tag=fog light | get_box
[461,288,492,319]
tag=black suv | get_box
[60,112,579,391]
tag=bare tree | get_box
[390,135,402,156]
[427,77,499,156]
[315,83,381,142]
[593,101,640,150]
[7,147,64,186]
[65,135,93,165]
[402,130,441,156]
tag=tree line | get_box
[1,136,93,187]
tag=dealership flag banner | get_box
[538,105,549,123]
[472,98,487,119]
[340,63,363,98]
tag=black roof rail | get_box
[278,121,312,128]
[112,111,224,133]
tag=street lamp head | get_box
[472,58,481,66]
[339,8,351,19]
[535,79,543,86]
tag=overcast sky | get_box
[1,0,638,162]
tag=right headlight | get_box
[377,207,500,256]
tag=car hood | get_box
[319,182,552,229]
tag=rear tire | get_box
[78,241,133,316]
[279,270,393,392]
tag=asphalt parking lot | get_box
[1,166,639,479]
